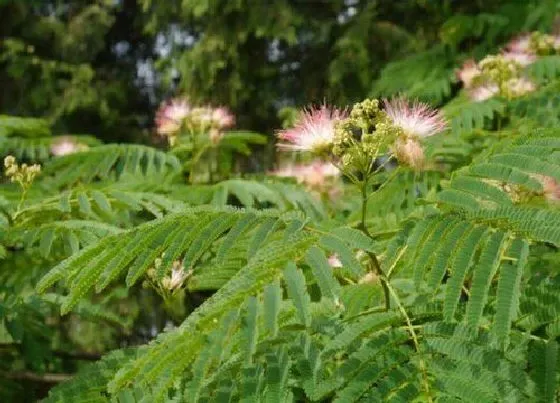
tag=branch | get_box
[1,370,72,384]
[0,343,101,361]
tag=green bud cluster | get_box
[478,55,520,85]
[332,99,400,174]
[475,55,531,99]
[530,32,559,55]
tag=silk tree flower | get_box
[50,137,86,156]
[276,105,348,153]
[501,51,536,67]
[456,60,481,88]
[211,107,235,128]
[383,97,447,139]
[191,106,235,129]
[328,254,343,268]
[506,77,536,97]
[532,174,560,202]
[506,34,533,54]
[270,161,341,197]
[467,83,499,102]
[155,97,192,136]
[554,36,560,51]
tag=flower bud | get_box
[394,138,425,170]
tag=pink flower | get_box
[393,138,425,170]
[456,60,481,88]
[501,51,536,67]
[467,83,499,102]
[270,161,341,199]
[276,105,348,152]
[383,97,447,138]
[507,77,536,97]
[506,34,533,54]
[50,137,84,156]
[155,98,192,136]
[192,106,235,129]
[328,254,343,268]
[305,162,340,188]
[212,107,235,128]
[554,36,560,51]
[271,161,340,188]
[532,174,560,202]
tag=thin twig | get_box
[1,370,72,384]
[385,281,433,402]
[359,177,391,310]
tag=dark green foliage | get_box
[2,2,560,402]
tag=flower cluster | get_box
[454,31,560,102]
[50,137,88,156]
[4,156,41,189]
[331,99,399,171]
[275,98,447,172]
[457,55,535,101]
[507,32,560,56]
[155,97,235,145]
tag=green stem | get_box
[359,177,391,310]
[385,281,432,402]
[360,180,368,234]
[13,185,29,221]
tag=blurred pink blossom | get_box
[506,34,533,54]
[155,98,234,139]
[456,59,481,88]
[270,161,341,197]
[50,137,86,156]
[467,83,499,102]
[507,77,536,97]
[328,254,343,268]
[532,174,560,202]
[155,98,192,136]
[501,51,536,67]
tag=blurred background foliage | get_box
[0,0,559,141]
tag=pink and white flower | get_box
[507,77,536,97]
[328,254,343,268]
[192,106,235,129]
[506,34,533,54]
[467,83,499,102]
[271,161,340,189]
[456,59,481,88]
[211,107,235,128]
[532,174,560,202]
[155,98,192,136]
[276,105,348,152]
[501,51,536,67]
[50,137,85,156]
[383,97,447,138]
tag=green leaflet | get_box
[284,262,311,327]
[305,246,341,302]
[466,231,508,330]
